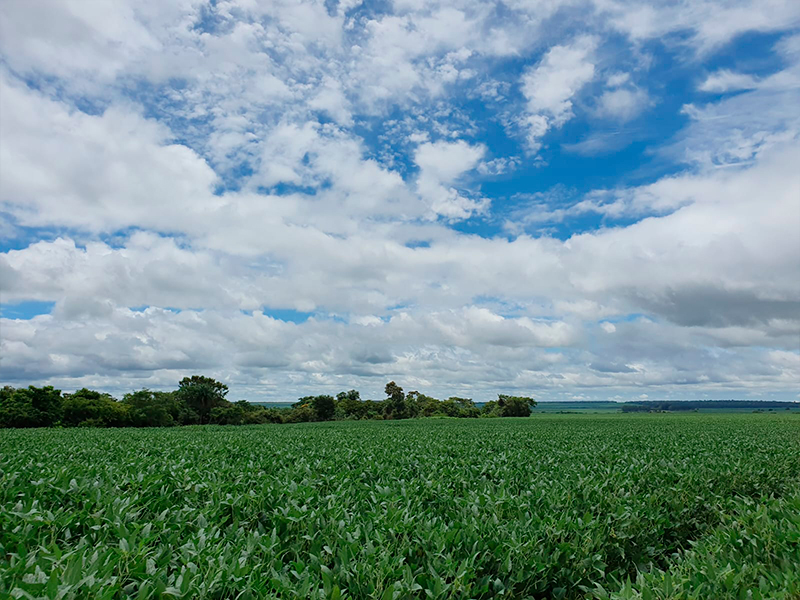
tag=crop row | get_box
[1,414,799,598]
[596,478,800,599]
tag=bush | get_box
[0,385,63,428]
[123,390,180,427]
[210,402,246,425]
[482,394,536,417]
[62,389,128,427]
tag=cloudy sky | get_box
[0,0,798,402]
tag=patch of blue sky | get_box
[258,308,314,323]
[257,182,322,197]
[700,31,788,78]
[97,228,192,250]
[251,308,351,324]
[121,79,227,167]
[385,302,411,312]
[0,300,55,319]
[14,71,109,115]
[326,0,393,20]
[0,221,75,252]
[472,45,758,239]
[601,313,653,324]
[190,0,232,36]
[217,162,255,194]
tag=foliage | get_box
[0,385,63,428]
[61,388,129,427]
[209,402,246,425]
[293,395,336,422]
[335,390,370,420]
[595,481,800,600]
[482,394,537,417]
[0,378,535,429]
[622,400,800,412]
[241,404,286,425]
[1,414,799,599]
[122,390,180,427]
[176,375,229,424]
[384,381,408,419]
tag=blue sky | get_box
[0,0,798,402]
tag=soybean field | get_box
[2,414,799,599]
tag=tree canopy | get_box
[0,378,540,428]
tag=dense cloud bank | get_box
[0,0,798,401]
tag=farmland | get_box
[1,414,799,599]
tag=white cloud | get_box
[600,0,800,52]
[0,74,219,233]
[699,69,759,93]
[1,0,799,401]
[520,36,597,151]
[414,140,488,220]
[2,140,797,400]
[595,87,650,121]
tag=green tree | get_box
[293,395,336,421]
[384,381,408,419]
[176,376,228,424]
[209,402,246,425]
[0,385,63,428]
[62,388,128,427]
[122,389,178,427]
[406,391,439,417]
[495,394,536,417]
[311,395,336,421]
[336,390,364,419]
[241,404,286,425]
[449,397,480,418]
[286,400,315,423]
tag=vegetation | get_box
[0,378,533,429]
[621,400,799,412]
[1,414,798,599]
[594,482,800,600]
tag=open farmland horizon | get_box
[2,413,799,599]
[5,375,800,430]
[1,1,799,597]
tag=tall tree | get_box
[176,376,229,424]
[384,381,408,419]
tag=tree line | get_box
[621,400,799,412]
[0,376,536,428]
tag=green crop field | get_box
[2,414,799,599]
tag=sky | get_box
[0,0,798,403]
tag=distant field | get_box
[251,401,625,413]
[253,400,800,414]
[2,414,799,599]
[251,401,296,409]
[530,401,623,413]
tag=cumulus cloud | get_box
[1,0,799,401]
[414,140,488,220]
[0,74,220,233]
[520,35,597,152]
